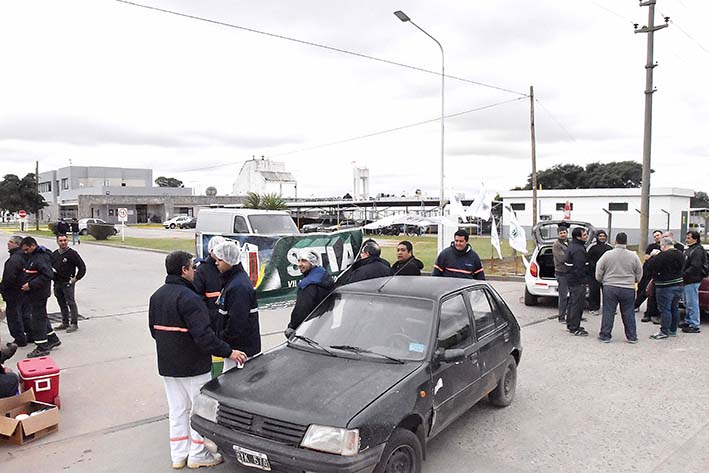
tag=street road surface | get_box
[0,238,707,472]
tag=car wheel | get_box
[524,287,538,306]
[79,229,87,236]
[488,355,517,407]
[374,428,422,473]
[169,223,176,229]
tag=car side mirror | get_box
[436,348,465,363]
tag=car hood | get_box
[203,345,421,428]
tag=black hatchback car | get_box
[192,277,522,473]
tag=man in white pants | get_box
[149,250,246,469]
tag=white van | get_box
[195,208,299,235]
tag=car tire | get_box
[524,287,538,306]
[169,223,176,229]
[374,428,422,473]
[488,355,517,407]
[79,229,87,236]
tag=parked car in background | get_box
[301,221,330,233]
[192,276,522,473]
[177,216,197,229]
[163,215,191,229]
[524,220,596,306]
[78,218,118,235]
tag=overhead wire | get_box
[114,0,527,96]
[176,96,526,172]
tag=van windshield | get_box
[248,215,299,234]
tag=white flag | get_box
[446,188,465,219]
[506,205,528,254]
[467,183,492,221]
[490,215,503,259]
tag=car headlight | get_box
[193,393,218,423]
[300,425,359,456]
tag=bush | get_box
[48,222,58,235]
[88,223,115,240]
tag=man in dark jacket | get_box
[637,230,663,321]
[392,240,424,276]
[552,224,570,323]
[587,230,612,314]
[647,237,685,339]
[564,227,590,336]
[213,240,261,370]
[20,237,61,358]
[337,239,392,286]
[432,230,485,280]
[285,249,335,338]
[193,236,226,335]
[51,234,87,333]
[149,250,246,469]
[681,230,707,333]
[0,236,32,346]
[0,339,19,399]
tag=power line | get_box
[114,0,527,96]
[590,1,635,25]
[177,97,526,172]
[534,99,577,143]
[659,13,709,55]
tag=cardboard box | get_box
[0,390,60,445]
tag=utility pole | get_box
[35,160,40,231]
[635,1,669,253]
[529,85,538,226]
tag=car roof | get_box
[336,276,487,302]
[199,208,290,216]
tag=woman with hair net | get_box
[284,249,335,339]
[193,236,226,334]
[213,240,261,371]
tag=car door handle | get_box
[468,354,478,363]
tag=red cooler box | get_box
[17,357,61,408]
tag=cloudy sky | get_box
[1,0,707,198]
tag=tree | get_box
[690,191,709,208]
[243,192,261,209]
[520,161,646,189]
[0,173,47,216]
[205,186,217,197]
[242,192,287,210]
[155,176,183,187]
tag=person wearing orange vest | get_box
[193,236,226,335]
[432,230,485,280]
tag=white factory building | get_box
[232,157,297,198]
[500,187,695,244]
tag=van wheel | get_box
[489,356,517,407]
[524,287,538,306]
[374,428,422,473]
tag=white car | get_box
[524,220,596,306]
[78,218,118,235]
[163,215,191,229]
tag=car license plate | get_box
[233,446,272,471]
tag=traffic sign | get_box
[18,209,27,219]
[117,208,128,222]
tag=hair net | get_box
[213,240,242,266]
[207,236,226,253]
[297,248,320,266]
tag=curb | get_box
[26,234,173,255]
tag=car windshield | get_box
[294,293,434,361]
[248,215,298,234]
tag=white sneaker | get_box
[172,458,187,469]
[188,452,223,469]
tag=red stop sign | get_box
[18,210,27,218]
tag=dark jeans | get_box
[0,371,19,399]
[599,286,637,341]
[567,284,586,332]
[54,282,80,325]
[635,270,651,309]
[588,278,602,311]
[557,273,570,319]
[656,285,682,335]
[5,296,33,343]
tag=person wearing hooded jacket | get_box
[564,227,590,336]
[19,237,61,358]
[193,235,226,335]
[337,239,392,286]
[0,236,33,346]
[213,240,261,371]
[587,230,612,314]
[284,249,334,338]
[391,240,424,276]
[432,230,485,280]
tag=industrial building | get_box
[232,157,297,198]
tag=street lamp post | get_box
[394,10,445,215]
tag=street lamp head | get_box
[394,10,410,22]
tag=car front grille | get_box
[217,404,308,446]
